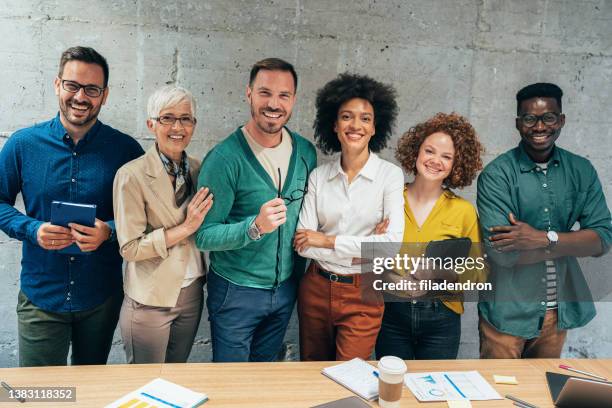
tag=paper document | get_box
[105,378,208,408]
[404,371,502,402]
[322,358,379,401]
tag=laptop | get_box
[546,371,612,407]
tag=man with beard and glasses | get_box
[0,46,143,366]
[477,82,612,358]
[196,58,316,362]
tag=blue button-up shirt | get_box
[0,114,144,312]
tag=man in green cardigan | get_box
[196,58,317,362]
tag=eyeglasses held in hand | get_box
[278,156,310,204]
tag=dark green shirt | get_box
[477,142,612,338]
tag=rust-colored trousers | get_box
[298,263,384,361]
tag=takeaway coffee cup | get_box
[377,356,407,408]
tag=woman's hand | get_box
[182,187,213,234]
[164,187,213,249]
[293,229,335,252]
[349,219,390,264]
[374,218,389,234]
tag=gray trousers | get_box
[119,278,204,363]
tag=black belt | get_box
[317,268,354,284]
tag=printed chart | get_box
[404,371,502,402]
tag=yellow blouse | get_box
[402,188,487,314]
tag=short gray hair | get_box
[147,85,197,119]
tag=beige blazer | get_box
[113,146,206,307]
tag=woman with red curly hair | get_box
[375,112,486,360]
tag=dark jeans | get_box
[206,270,297,362]
[17,290,123,367]
[375,299,461,360]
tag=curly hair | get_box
[396,112,484,189]
[313,73,398,154]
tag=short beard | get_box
[59,98,99,127]
[250,102,290,135]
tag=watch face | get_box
[547,230,559,242]
[248,223,261,240]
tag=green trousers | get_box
[17,290,123,367]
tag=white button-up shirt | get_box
[297,153,405,275]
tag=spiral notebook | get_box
[321,358,379,401]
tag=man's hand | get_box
[69,218,111,252]
[37,222,74,250]
[489,212,549,252]
[255,198,287,234]
[294,229,335,252]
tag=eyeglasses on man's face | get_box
[518,112,560,128]
[60,79,105,98]
[151,115,197,127]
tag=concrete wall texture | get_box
[0,0,611,367]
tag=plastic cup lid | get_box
[378,356,407,375]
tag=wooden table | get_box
[0,359,610,407]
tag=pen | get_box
[513,402,530,408]
[559,364,608,381]
[505,394,539,408]
[1,381,25,403]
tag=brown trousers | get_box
[298,263,384,361]
[479,309,567,359]
[120,278,204,364]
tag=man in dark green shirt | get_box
[477,83,612,358]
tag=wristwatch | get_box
[546,230,559,249]
[247,220,263,241]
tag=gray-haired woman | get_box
[113,85,213,363]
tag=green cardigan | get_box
[196,127,317,288]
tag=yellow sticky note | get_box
[493,374,519,385]
[447,400,472,408]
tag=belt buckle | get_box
[329,273,339,282]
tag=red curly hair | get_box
[396,112,484,189]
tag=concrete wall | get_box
[0,0,611,367]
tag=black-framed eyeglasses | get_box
[151,115,197,127]
[60,79,105,98]
[518,112,560,128]
[278,156,310,204]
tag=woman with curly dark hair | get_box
[375,112,487,360]
[293,73,405,361]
